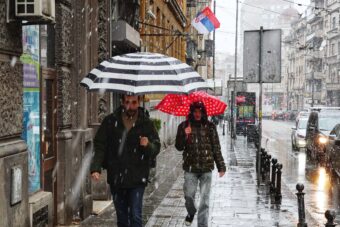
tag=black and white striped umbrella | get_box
[80,52,208,95]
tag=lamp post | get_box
[232,0,239,139]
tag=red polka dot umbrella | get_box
[155,91,227,116]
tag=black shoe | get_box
[185,214,194,226]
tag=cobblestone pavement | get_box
[82,126,320,227]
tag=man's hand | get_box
[140,137,149,147]
[91,172,100,181]
[219,172,225,178]
[184,126,192,135]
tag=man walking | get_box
[175,102,226,227]
[91,95,161,227]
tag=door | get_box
[41,68,57,222]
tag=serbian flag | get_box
[192,7,220,34]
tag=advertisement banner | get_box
[21,25,41,194]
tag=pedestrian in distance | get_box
[90,95,161,227]
[175,101,226,227]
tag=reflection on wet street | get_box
[262,119,340,225]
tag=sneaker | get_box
[185,214,194,226]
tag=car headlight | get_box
[318,136,328,144]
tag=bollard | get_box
[270,158,278,193]
[223,123,225,136]
[275,164,283,204]
[325,210,337,227]
[257,148,265,182]
[296,183,307,227]
[265,154,272,185]
[261,151,268,182]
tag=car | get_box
[325,124,340,179]
[291,117,308,151]
[296,110,309,127]
[306,108,340,165]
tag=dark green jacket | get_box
[90,106,161,190]
[175,120,226,173]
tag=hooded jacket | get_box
[175,102,226,173]
[90,106,161,190]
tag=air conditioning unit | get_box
[15,0,55,22]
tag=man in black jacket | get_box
[175,102,226,227]
[91,95,161,227]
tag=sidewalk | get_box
[82,126,320,227]
[145,127,317,227]
[81,144,183,226]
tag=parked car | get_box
[291,117,308,151]
[272,110,285,120]
[325,124,340,179]
[306,108,340,165]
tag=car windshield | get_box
[298,119,308,129]
[319,116,340,131]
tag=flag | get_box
[191,7,220,34]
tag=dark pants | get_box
[111,186,145,227]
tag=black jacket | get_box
[90,106,161,190]
[175,120,226,173]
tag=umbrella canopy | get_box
[80,52,208,95]
[155,91,227,116]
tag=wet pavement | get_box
[81,122,327,227]
[145,126,318,227]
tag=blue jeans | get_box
[111,186,145,227]
[184,172,212,227]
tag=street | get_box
[262,119,340,225]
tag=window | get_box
[331,43,335,55]
[332,17,336,29]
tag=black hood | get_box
[188,101,208,125]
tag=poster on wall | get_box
[21,25,41,194]
[22,90,40,193]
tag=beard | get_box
[125,108,138,117]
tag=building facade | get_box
[0,0,112,225]
[186,0,213,80]
[285,0,340,110]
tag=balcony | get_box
[327,55,340,64]
[327,28,340,40]
[111,20,140,50]
[304,91,322,100]
[327,83,340,90]
[305,71,325,80]
[327,0,340,7]
[307,14,322,24]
